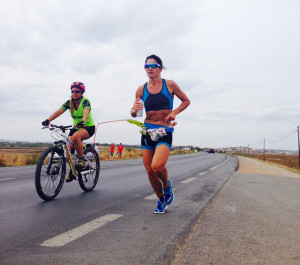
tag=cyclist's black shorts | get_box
[69,126,95,138]
[141,132,173,150]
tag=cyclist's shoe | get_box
[65,171,75,183]
[75,158,85,171]
[154,200,167,214]
[164,180,174,205]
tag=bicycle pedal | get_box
[75,166,85,172]
[65,173,76,183]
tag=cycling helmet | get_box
[70,81,85,92]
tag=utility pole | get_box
[263,138,265,160]
[297,126,300,166]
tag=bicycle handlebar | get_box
[42,124,73,132]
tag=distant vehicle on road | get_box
[208,149,215,154]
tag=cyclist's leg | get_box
[69,129,89,158]
[68,128,77,153]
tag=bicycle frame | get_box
[53,128,78,177]
[49,124,97,176]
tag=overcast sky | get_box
[1,0,299,150]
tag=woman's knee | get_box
[144,165,154,175]
[151,163,166,174]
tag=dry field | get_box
[0,147,46,167]
[0,146,193,167]
[239,153,300,174]
[98,146,143,161]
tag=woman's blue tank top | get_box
[142,79,173,112]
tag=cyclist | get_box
[42,81,95,181]
[130,54,190,214]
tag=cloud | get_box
[1,0,299,150]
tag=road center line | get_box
[0,178,15,181]
[181,177,197,184]
[209,157,230,171]
[198,172,208,176]
[40,214,123,247]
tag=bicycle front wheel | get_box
[35,146,66,201]
[78,147,100,192]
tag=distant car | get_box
[208,149,215,153]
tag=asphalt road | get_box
[0,152,237,265]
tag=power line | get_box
[250,140,264,149]
[265,130,297,143]
[265,128,297,142]
[248,127,298,151]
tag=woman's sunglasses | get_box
[71,90,82,94]
[144,63,161,69]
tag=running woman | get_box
[130,55,190,214]
[42,81,96,182]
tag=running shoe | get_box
[164,180,174,205]
[75,158,85,171]
[154,200,167,214]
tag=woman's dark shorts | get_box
[141,132,173,150]
[69,126,95,138]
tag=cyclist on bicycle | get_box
[42,81,95,181]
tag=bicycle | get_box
[35,124,100,201]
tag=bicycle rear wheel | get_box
[35,146,66,201]
[78,147,100,192]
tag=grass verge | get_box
[0,147,194,167]
[234,152,300,174]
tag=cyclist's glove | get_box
[42,119,50,126]
[76,121,85,128]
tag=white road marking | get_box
[144,194,158,200]
[198,172,208,176]
[224,205,236,213]
[181,177,197,184]
[209,157,230,171]
[0,178,15,181]
[40,214,123,247]
[144,188,176,200]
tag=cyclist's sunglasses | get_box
[144,63,161,69]
[71,90,82,94]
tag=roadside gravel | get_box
[169,155,300,265]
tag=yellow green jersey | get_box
[61,97,95,127]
